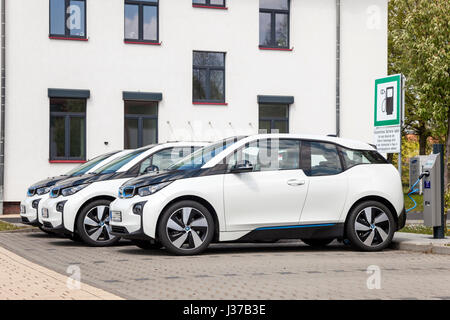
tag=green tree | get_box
[388,0,450,186]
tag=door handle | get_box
[287,179,305,186]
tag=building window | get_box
[50,98,86,161]
[124,101,158,149]
[259,104,289,133]
[50,0,87,39]
[192,0,226,8]
[259,0,290,49]
[193,51,226,104]
[124,0,159,43]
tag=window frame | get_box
[49,98,87,162]
[299,139,345,177]
[124,0,160,44]
[192,51,226,104]
[192,0,227,9]
[49,0,87,40]
[259,0,290,49]
[124,100,159,149]
[258,103,289,133]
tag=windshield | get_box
[64,152,117,177]
[94,146,153,174]
[168,137,244,171]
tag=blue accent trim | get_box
[255,223,335,231]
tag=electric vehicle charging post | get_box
[424,144,446,239]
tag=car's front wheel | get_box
[158,200,214,255]
[346,200,395,251]
[76,199,120,247]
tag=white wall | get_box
[4,0,387,201]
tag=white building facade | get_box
[1,0,387,208]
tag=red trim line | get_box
[49,36,88,41]
[50,160,86,164]
[192,4,228,10]
[124,40,162,45]
[193,102,228,106]
[259,46,293,51]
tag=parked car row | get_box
[21,134,405,255]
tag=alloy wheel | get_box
[166,207,208,250]
[83,205,115,242]
[354,206,390,247]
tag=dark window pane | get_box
[259,120,271,133]
[50,0,65,35]
[193,69,207,100]
[142,118,157,146]
[125,4,139,40]
[193,52,224,67]
[275,13,288,47]
[210,70,224,101]
[69,117,85,158]
[68,0,85,37]
[259,104,288,118]
[125,101,158,115]
[259,12,272,46]
[50,98,86,113]
[143,5,158,41]
[124,118,139,149]
[260,0,288,10]
[273,121,288,133]
[210,0,225,6]
[50,116,66,158]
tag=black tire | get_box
[158,200,214,255]
[345,200,395,252]
[301,238,334,247]
[76,199,120,247]
[38,226,56,236]
[131,239,162,250]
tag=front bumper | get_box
[109,199,153,241]
[20,197,43,226]
[40,197,72,236]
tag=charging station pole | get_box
[433,144,446,239]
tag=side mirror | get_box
[230,160,254,173]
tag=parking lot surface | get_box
[0,230,449,300]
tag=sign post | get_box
[374,74,404,174]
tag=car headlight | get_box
[137,182,172,197]
[36,187,51,195]
[61,184,89,197]
[27,188,36,197]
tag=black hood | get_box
[28,175,69,192]
[52,171,135,190]
[122,164,228,189]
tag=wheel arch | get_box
[74,195,116,233]
[343,195,399,238]
[156,195,220,242]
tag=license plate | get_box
[111,211,122,222]
[42,208,49,218]
[20,205,26,214]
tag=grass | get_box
[403,186,423,213]
[399,224,449,236]
[0,220,26,231]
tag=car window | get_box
[94,146,153,174]
[300,141,342,176]
[139,147,195,174]
[228,139,300,172]
[64,152,116,176]
[169,137,244,171]
[339,148,387,169]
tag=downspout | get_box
[0,0,5,214]
[335,0,341,137]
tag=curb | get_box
[392,238,450,255]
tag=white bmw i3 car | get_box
[20,150,131,232]
[40,142,206,246]
[110,134,405,255]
